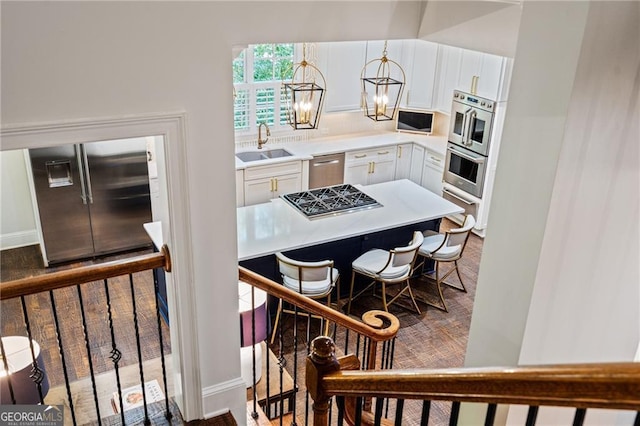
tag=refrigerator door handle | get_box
[75,145,88,204]
[80,144,94,204]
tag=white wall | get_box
[0,1,424,422]
[464,1,639,424]
[0,150,37,249]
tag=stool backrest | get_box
[391,231,425,267]
[276,252,334,282]
[445,215,476,252]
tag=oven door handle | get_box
[466,110,477,146]
[461,108,471,142]
[448,146,485,164]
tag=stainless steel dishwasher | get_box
[309,153,345,189]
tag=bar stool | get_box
[270,252,339,344]
[347,231,424,315]
[415,214,475,312]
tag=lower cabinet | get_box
[421,150,445,195]
[394,143,413,180]
[344,146,397,186]
[409,144,425,184]
[243,161,302,206]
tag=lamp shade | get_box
[238,281,267,347]
[0,336,50,404]
[360,41,405,122]
[283,43,326,130]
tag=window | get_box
[233,43,295,134]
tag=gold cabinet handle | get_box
[270,178,274,192]
[372,162,376,173]
[398,146,402,158]
[378,150,389,155]
[355,154,367,159]
[274,178,278,192]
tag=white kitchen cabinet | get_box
[457,49,505,101]
[421,150,445,195]
[403,40,439,109]
[316,41,367,113]
[243,161,302,206]
[434,44,508,112]
[409,144,425,184]
[236,169,245,207]
[344,146,397,186]
[394,143,413,180]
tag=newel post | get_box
[306,336,340,426]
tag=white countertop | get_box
[237,179,463,261]
[143,221,163,248]
[235,131,448,169]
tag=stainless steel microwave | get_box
[395,108,434,135]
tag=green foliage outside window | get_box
[233,43,295,132]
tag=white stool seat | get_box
[347,231,424,315]
[419,233,461,260]
[352,250,411,281]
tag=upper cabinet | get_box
[402,40,439,110]
[316,41,367,113]
[313,39,511,117]
[434,44,511,113]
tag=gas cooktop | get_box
[281,184,382,219]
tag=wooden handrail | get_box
[0,244,171,300]
[239,266,399,342]
[320,362,640,410]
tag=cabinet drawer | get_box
[424,150,444,171]
[345,146,397,164]
[244,161,302,181]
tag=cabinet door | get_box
[274,173,302,197]
[369,159,396,184]
[344,162,370,186]
[421,151,445,195]
[320,41,367,112]
[434,44,462,113]
[394,143,413,180]
[244,177,275,206]
[236,170,245,207]
[409,144,425,184]
[458,49,483,94]
[476,53,504,101]
[406,41,439,109]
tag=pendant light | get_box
[283,43,326,130]
[360,41,405,122]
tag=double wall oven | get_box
[444,90,496,198]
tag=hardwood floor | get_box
[1,217,483,425]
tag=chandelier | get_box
[360,41,405,121]
[283,43,326,130]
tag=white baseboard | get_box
[0,230,39,251]
[201,377,246,424]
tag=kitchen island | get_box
[238,179,463,292]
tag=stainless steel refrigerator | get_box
[29,139,153,264]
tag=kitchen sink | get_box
[236,148,293,162]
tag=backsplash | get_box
[235,110,446,149]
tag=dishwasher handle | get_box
[312,159,341,166]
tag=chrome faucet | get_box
[257,122,270,149]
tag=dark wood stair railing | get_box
[239,266,401,423]
[306,336,640,426]
[0,245,172,426]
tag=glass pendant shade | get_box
[360,42,405,122]
[284,45,326,130]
